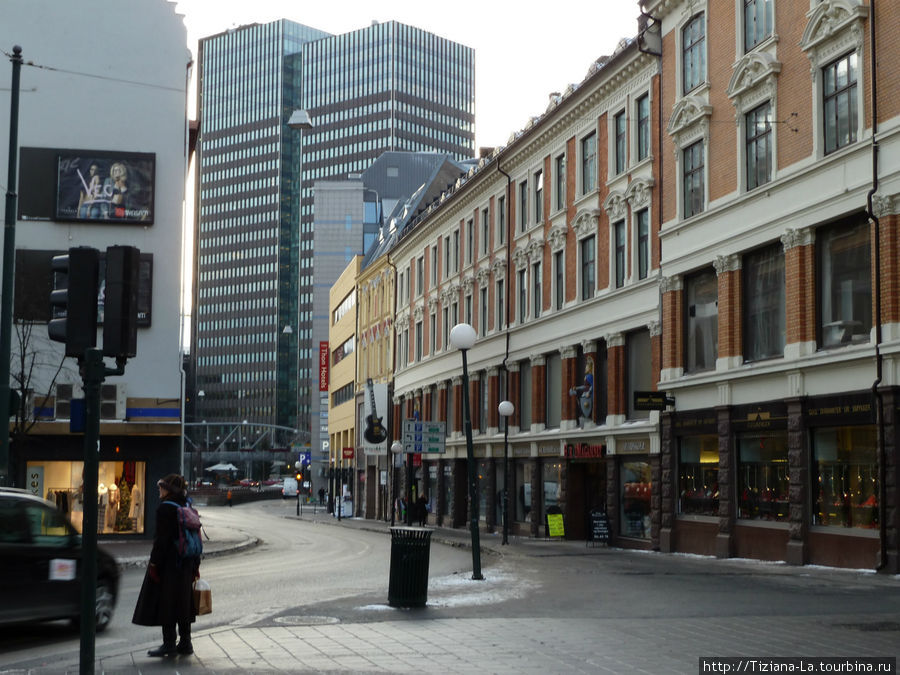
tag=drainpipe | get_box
[862,1,886,572]
[496,161,513,389]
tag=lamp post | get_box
[498,400,514,545]
[295,460,302,516]
[391,441,402,526]
[449,322,483,580]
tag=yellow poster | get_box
[547,513,565,538]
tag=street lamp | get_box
[391,441,403,526]
[449,322,483,580]
[295,460,303,516]
[498,400,514,546]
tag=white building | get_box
[0,0,190,537]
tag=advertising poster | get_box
[362,379,388,454]
[55,152,155,223]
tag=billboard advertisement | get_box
[319,341,329,391]
[55,152,155,223]
[362,379,388,454]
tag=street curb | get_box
[114,536,261,569]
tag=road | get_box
[1,501,898,673]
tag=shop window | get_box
[743,243,785,361]
[542,461,562,526]
[28,460,146,534]
[737,432,789,521]
[426,465,438,514]
[685,268,718,372]
[813,425,878,529]
[516,462,533,522]
[621,460,652,539]
[817,218,871,348]
[678,435,719,516]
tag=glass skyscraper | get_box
[192,19,474,450]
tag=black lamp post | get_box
[498,400,514,545]
[390,441,402,526]
[449,322,483,580]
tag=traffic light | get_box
[102,246,139,358]
[48,247,100,357]
[295,472,302,482]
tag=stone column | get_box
[781,228,816,357]
[713,253,742,367]
[880,386,899,574]
[561,345,579,426]
[715,406,734,559]
[659,411,676,552]
[660,275,683,377]
[606,332,625,425]
[786,397,809,566]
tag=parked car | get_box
[238,478,259,488]
[0,487,120,632]
[282,477,298,498]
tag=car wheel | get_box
[95,579,116,632]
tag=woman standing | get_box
[132,474,199,657]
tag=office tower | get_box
[193,19,474,458]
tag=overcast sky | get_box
[173,0,642,149]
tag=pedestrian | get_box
[416,493,428,527]
[318,487,325,505]
[132,473,200,657]
[226,489,232,507]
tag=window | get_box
[678,435,718,515]
[554,250,564,310]
[682,13,706,94]
[429,311,436,355]
[442,306,449,350]
[581,133,597,194]
[496,279,505,330]
[534,170,543,223]
[479,287,488,337]
[817,217,871,348]
[443,235,450,279]
[614,110,627,174]
[746,101,772,190]
[683,140,704,218]
[614,220,626,288]
[416,256,424,296]
[398,270,406,304]
[431,245,438,286]
[636,94,650,162]
[738,432,789,521]
[450,301,458,329]
[743,243,785,361]
[685,268,718,372]
[580,235,595,300]
[744,0,773,52]
[414,320,422,362]
[812,425,878,529]
[464,293,472,326]
[823,52,858,155]
[532,261,542,319]
[518,269,527,323]
[545,352,561,428]
[519,180,528,232]
[480,208,489,256]
[555,153,566,211]
[452,229,460,273]
[621,460,652,539]
[498,196,506,245]
[637,209,649,280]
[466,219,474,265]
[626,329,651,420]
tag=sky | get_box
[173,0,643,150]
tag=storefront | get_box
[14,433,180,539]
[616,438,653,545]
[564,440,606,540]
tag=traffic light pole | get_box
[79,350,125,675]
[0,46,23,488]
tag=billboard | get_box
[319,342,329,391]
[55,151,155,223]
[362,379,388,453]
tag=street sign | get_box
[342,447,354,459]
[401,419,446,453]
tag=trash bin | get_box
[388,526,432,608]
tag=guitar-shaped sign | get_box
[364,378,387,444]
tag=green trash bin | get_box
[388,526,433,607]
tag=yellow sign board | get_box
[547,513,565,538]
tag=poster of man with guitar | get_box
[363,378,388,447]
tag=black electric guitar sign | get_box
[364,378,387,444]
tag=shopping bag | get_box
[193,578,212,615]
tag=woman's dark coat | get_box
[132,494,198,626]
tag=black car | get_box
[0,487,120,632]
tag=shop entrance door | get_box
[565,461,606,539]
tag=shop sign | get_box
[565,442,605,459]
[806,394,874,426]
[674,411,717,434]
[633,390,674,411]
[342,447,354,459]
[617,438,649,455]
[318,342,329,391]
[538,445,559,457]
[732,402,788,432]
[513,446,531,457]
[589,510,609,545]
